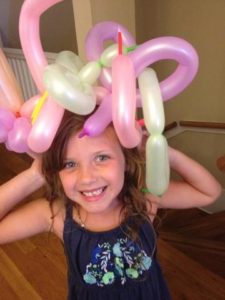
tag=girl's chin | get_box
[78,198,119,215]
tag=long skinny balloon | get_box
[112,50,141,148]
[138,68,169,196]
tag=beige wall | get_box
[135,0,225,124]
[91,0,135,35]
[1,0,77,53]
[72,0,135,60]
[168,130,225,186]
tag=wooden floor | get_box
[1,144,225,300]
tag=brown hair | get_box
[42,110,153,240]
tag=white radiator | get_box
[3,47,56,100]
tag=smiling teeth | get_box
[82,188,104,197]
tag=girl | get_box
[0,111,221,299]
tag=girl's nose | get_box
[78,165,97,185]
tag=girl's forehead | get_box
[66,127,121,152]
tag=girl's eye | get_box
[96,154,110,162]
[63,161,77,169]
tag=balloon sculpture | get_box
[0,0,199,196]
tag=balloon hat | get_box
[0,0,199,195]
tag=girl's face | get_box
[59,127,126,215]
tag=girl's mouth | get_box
[81,186,107,201]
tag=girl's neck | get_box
[73,202,123,232]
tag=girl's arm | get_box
[0,158,44,219]
[0,158,53,244]
[149,146,222,209]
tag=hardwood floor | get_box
[0,144,225,299]
[158,209,225,300]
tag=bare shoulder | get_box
[49,198,66,240]
[0,198,52,244]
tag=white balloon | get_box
[100,44,127,67]
[55,51,84,74]
[43,64,96,115]
[78,61,101,85]
[138,68,165,134]
[146,135,170,196]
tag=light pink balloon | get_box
[0,48,24,112]
[0,108,16,145]
[85,21,135,61]
[93,86,109,104]
[0,108,16,129]
[0,122,8,143]
[85,22,136,90]
[20,95,40,118]
[80,93,112,138]
[19,0,63,92]
[6,117,31,153]
[129,37,199,101]
[19,0,65,153]
[82,86,143,138]
[112,54,141,148]
[28,97,64,153]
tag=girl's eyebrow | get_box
[64,149,112,160]
[91,149,114,157]
[63,157,76,161]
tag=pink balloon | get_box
[0,122,8,143]
[85,23,198,102]
[85,21,135,61]
[0,108,15,144]
[81,92,143,139]
[6,117,31,153]
[129,37,199,101]
[112,54,141,148]
[19,0,65,153]
[20,95,40,118]
[0,48,24,112]
[80,93,112,138]
[93,86,109,105]
[0,108,16,129]
[85,22,136,89]
[99,68,113,91]
[28,97,64,153]
[19,0,63,92]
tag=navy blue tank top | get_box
[63,203,171,300]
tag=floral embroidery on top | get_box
[83,237,152,286]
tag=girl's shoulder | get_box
[49,198,67,240]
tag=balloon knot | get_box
[98,60,104,68]
[138,119,145,127]
[79,129,89,138]
[118,31,123,55]
[127,45,137,53]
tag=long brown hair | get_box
[42,110,152,239]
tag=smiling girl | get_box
[0,110,221,299]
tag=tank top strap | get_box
[65,201,74,220]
